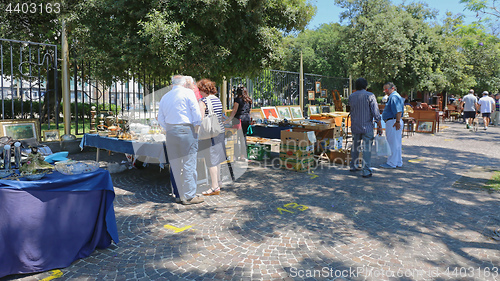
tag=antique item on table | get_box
[55,160,99,175]
[19,152,53,180]
[288,106,304,120]
[276,106,292,120]
[308,105,320,116]
[0,119,40,141]
[260,107,279,120]
[14,142,21,168]
[3,145,11,170]
[42,130,60,142]
[23,173,46,181]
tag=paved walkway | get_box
[3,121,500,281]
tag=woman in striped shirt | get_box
[197,79,226,196]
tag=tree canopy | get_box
[0,0,315,82]
[279,0,500,95]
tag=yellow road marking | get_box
[408,158,423,163]
[164,224,193,233]
[41,270,63,281]
[444,139,454,141]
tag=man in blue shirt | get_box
[349,78,383,177]
[380,82,404,169]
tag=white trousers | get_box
[385,119,403,167]
[492,110,500,126]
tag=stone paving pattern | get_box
[2,121,500,281]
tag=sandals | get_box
[202,187,220,196]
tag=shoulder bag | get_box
[198,96,224,140]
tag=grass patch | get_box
[484,171,500,191]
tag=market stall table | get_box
[80,134,168,165]
[248,125,292,139]
[0,169,119,278]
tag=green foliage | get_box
[281,23,350,77]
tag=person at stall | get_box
[185,76,202,100]
[224,85,252,160]
[348,78,383,178]
[157,75,204,205]
[380,82,404,169]
[198,79,227,196]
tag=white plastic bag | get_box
[374,135,392,157]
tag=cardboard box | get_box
[327,149,362,165]
[281,130,316,146]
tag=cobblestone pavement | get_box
[2,121,500,281]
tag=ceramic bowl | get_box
[23,173,46,181]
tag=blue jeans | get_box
[165,125,198,200]
[350,131,374,176]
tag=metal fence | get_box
[1,38,350,140]
[227,69,350,116]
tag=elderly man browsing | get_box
[348,78,383,178]
[157,75,204,205]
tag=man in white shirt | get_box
[158,75,204,205]
[460,89,478,129]
[477,91,495,130]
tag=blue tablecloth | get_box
[249,125,292,139]
[0,169,119,278]
[80,134,168,164]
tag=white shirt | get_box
[478,96,495,113]
[157,85,202,128]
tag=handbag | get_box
[198,96,224,140]
[374,134,392,157]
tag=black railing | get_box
[1,39,350,140]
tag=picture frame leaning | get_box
[276,106,292,120]
[0,119,40,141]
[289,106,304,120]
[416,120,435,133]
[43,129,60,142]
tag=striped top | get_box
[200,95,224,129]
[348,89,381,134]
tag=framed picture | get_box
[416,120,435,133]
[260,107,279,119]
[250,109,263,120]
[308,90,315,101]
[276,106,292,120]
[321,89,327,98]
[315,81,321,93]
[0,119,40,141]
[321,105,331,113]
[289,106,304,120]
[43,129,60,142]
[308,105,320,115]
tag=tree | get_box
[280,23,350,78]
[0,0,316,82]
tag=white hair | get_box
[171,75,186,86]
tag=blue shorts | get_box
[482,113,491,118]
